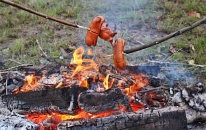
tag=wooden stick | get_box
[124,17,206,54]
[0,64,33,72]
[0,0,90,31]
[36,39,49,59]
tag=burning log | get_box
[57,106,187,130]
[1,86,87,112]
[78,87,131,114]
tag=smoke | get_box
[151,61,197,88]
[75,0,198,88]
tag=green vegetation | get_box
[157,0,206,78]
[0,0,82,67]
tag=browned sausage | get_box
[113,38,126,69]
[85,16,105,46]
[99,23,117,44]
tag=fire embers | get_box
[134,88,169,109]
[42,115,62,130]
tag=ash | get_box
[0,97,39,130]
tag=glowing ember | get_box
[124,74,149,96]
[26,109,122,129]
[27,103,144,129]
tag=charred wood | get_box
[1,86,87,112]
[0,72,25,94]
[78,88,131,114]
[135,87,169,109]
[57,106,187,130]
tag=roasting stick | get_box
[124,17,206,54]
[0,0,90,31]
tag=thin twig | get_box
[36,39,49,58]
[148,60,206,68]
[7,59,22,65]
[124,17,206,54]
[5,73,9,95]
[0,64,32,72]
[137,86,169,93]
[0,71,23,75]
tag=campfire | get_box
[1,46,152,129]
[1,45,206,130]
[0,12,206,129]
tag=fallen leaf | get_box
[188,60,195,65]
[136,37,141,42]
[196,13,201,18]
[187,11,201,18]
[157,15,164,20]
[189,44,195,52]
[169,44,176,54]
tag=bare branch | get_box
[124,17,206,54]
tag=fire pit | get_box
[0,46,206,130]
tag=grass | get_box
[157,0,206,78]
[0,0,82,67]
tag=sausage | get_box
[113,38,126,69]
[99,23,117,44]
[85,16,105,46]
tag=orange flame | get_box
[125,74,149,95]
[20,75,41,92]
[103,74,110,90]
[70,46,98,77]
